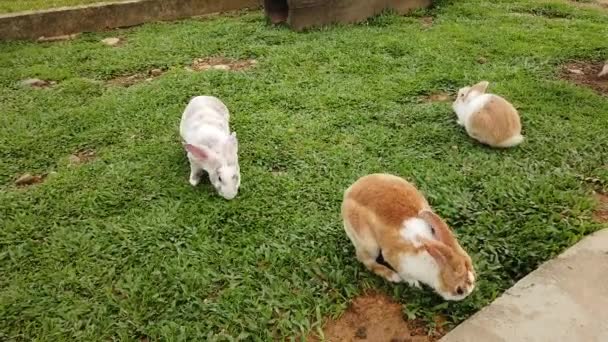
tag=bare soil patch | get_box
[570,0,608,9]
[108,68,166,87]
[307,292,442,342]
[20,78,56,88]
[593,192,608,222]
[188,57,257,72]
[68,149,97,165]
[560,61,608,95]
[420,16,433,28]
[423,92,451,103]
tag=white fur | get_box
[400,218,433,247]
[453,91,492,128]
[398,217,475,300]
[495,134,524,148]
[180,96,240,200]
[397,251,440,292]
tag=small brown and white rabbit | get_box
[342,174,475,301]
[452,81,524,148]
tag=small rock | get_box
[451,145,458,149]
[354,326,367,339]
[15,173,42,186]
[20,78,50,88]
[567,68,584,75]
[145,78,153,82]
[149,68,163,77]
[598,63,608,79]
[184,66,194,72]
[101,37,121,46]
[212,64,231,70]
[477,56,488,64]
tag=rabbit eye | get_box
[456,287,464,295]
[218,176,223,183]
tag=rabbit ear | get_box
[466,81,489,97]
[185,144,220,166]
[422,238,454,267]
[419,210,454,246]
[185,144,209,160]
[224,133,238,156]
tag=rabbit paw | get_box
[387,273,402,283]
[405,279,421,288]
[189,175,201,186]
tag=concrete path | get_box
[441,228,608,342]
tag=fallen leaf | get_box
[15,173,43,186]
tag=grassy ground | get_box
[1,0,608,340]
[0,0,129,14]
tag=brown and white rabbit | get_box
[452,81,524,148]
[341,174,475,301]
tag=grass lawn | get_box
[0,0,130,14]
[1,0,608,340]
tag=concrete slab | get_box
[441,228,608,342]
[0,0,262,41]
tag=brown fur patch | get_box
[344,174,428,229]
[307,292,441,342]
[467,95,522,146]
[560,61,608,95]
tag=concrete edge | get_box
[439,228,608,342]
[0,0,263,41]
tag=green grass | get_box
[0,0,130,14]
[1,0,608,340]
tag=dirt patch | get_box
[570,0,608,9]
[560,61,608,95]
[423,92,452,103]
[188,57,257,72]
[516,5,574,19]
[20,78,56,88]
[593,192,608,222]
[14,173,46,187]
[68,149,97,165]
[307,292,441,342]
[108,68,166,87]
[420,16,433,28]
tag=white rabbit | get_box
[180,96,240,200]
[452,81,524,148]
